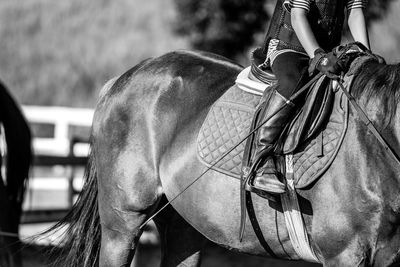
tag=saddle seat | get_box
[197,51,351,188]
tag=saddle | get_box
[197,42,377,187]
[197,54,347,188]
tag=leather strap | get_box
[316,132,324,158]
[245,191,278,258]
[240,104,263,241]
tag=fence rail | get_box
[23,138,88,224]
[33,155,88,166]
[22,105,93,156]
[21,105,93,224]
[21,209,70,224]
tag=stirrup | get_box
[243,157,280,201]
[245,177,276,199]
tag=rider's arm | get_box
[347,7,370,49]
[291,7,320,57]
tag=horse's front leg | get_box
[155,209,208,267]
[313,217,368,267]
[322,250,368,267]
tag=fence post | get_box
[67,138,76,208]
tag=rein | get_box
[334,42,400,163]
[0,231,20,238]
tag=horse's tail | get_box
[0,81,32,228]
[48,147,100,267]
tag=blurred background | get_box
[1,0,399,108]
[0,0,399,266]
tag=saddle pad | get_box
[197,80,349,188]
[197,84,262,176]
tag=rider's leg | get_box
[271,52,310,99]
[251,52,309,194]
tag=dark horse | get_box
[0,81,31,267]
[51,50,400,266]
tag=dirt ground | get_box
[21,243,321,267]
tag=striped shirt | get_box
[266,0,368,65]
[283,0,367,12]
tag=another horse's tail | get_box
[0,81,31,266]
[0,81,32,223]
[49,148,100,267]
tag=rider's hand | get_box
[309,48,341,79]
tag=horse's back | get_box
[93,50,242,155]
[96,50,242,101]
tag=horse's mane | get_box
[351,60,400,125]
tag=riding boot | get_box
[250,90,295,194]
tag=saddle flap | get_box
[283,75,334,154]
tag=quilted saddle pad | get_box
[197,84,261,177]
[197,82,349,188]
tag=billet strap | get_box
[337,80,400,164]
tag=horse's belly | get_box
[160,149,296,258]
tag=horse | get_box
[0,80,32,267]
[50,50,400,267]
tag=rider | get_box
[248,0,370,194]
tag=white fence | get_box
[22,105,94,156]
[21,105,94,223]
